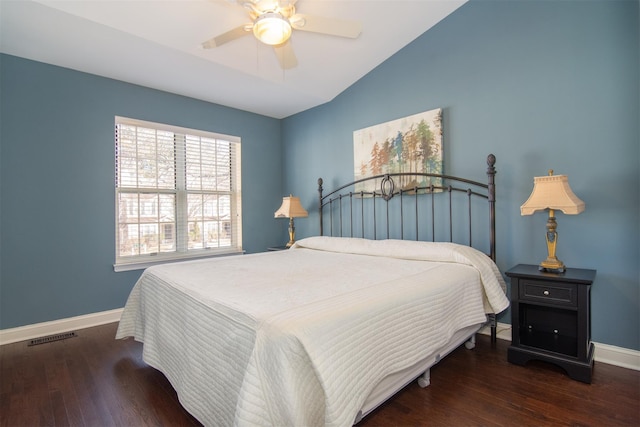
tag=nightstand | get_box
[506,264,596,383]
[267,246,288,251]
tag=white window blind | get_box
[114,117,242,271]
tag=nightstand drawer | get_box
[519,279,577,307]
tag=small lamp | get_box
[274,195,308,247]
[521,170,585,273]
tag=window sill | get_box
[113,249,244,272]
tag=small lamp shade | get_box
[274,195,308,219]
[521,172,585,215]
[520,170,584,273]
[275,195,307,248]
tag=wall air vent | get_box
[28,331,77,346]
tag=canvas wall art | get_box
[353,108,443,193]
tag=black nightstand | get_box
[506,264,596,383]
[267,246,288,251]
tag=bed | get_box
[116,154,509,427]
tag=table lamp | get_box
[521,170,585,273]
[274,195,308,247]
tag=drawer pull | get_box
[543,290,550,296]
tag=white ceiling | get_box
[0,0,466,119]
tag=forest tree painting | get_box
[353,108,443,193]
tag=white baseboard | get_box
[479,322,640,371]
[478,322,514,342]
[3,313,639,371]
[593,342,640,371]
[0,308,123,345]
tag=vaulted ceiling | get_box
[0,0,466,118]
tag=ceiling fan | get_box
[201,0,362,69]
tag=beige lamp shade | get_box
[274,195,308,218]
[521,172,585,215]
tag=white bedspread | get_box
[116,237,508,427]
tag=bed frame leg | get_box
[417,369,431,388]
[464,334,476,350]
[489,313,497,342]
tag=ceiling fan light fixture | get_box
[253,12,292,45]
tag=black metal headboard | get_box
[317,154,497,261]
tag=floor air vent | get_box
[28,331,77,346]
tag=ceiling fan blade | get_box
[290,14,362,39]
[273,40,298,69]
[202,25,250,48]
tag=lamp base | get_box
[540,212,565,273]
[539,257,565,273]
[285,217,296,248]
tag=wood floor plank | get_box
[45,341,84,427]
[1,322,638,427]
[12,342,56,427]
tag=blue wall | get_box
[0,55,284,329]
[1,0,638,352]
[282,0,639,350]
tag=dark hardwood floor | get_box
[1,322,638,426]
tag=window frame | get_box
[113,117,242,272]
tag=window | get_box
[114,117,242,271]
